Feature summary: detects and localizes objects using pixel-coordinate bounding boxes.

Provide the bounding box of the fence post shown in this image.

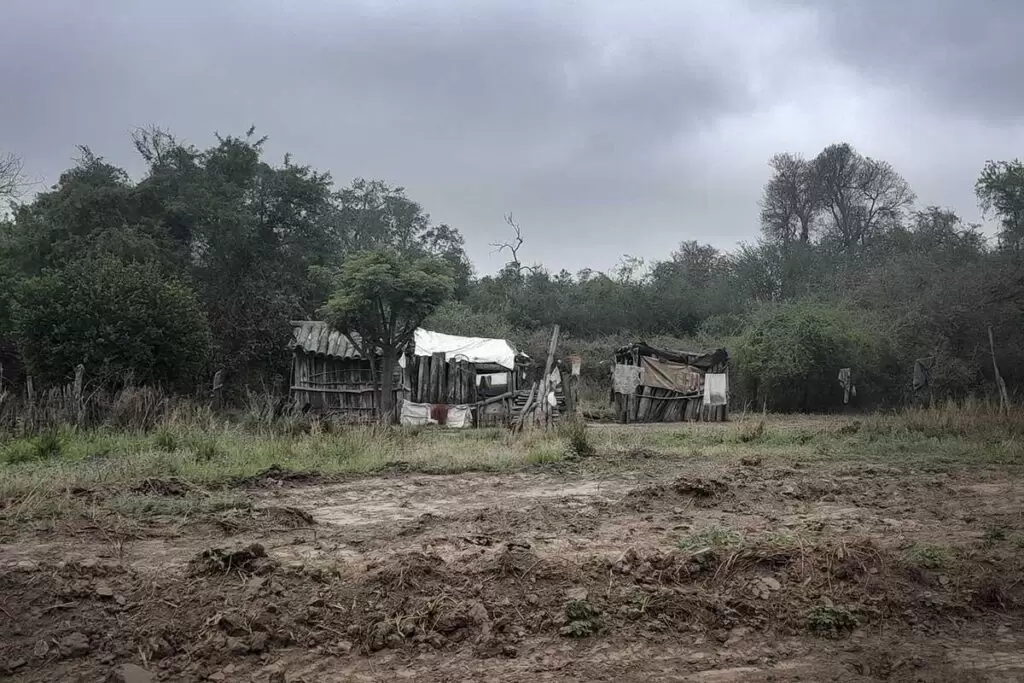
[73,363,85,425]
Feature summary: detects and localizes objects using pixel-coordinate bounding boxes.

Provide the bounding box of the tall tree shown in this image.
[812,143,915,252]
[134,129,339,382]
[975,159,1024,251]
[322,249,454,421]
[335,179,471,294]
[760,153,819,243]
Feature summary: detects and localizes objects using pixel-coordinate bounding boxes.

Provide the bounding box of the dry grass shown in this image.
[3,398,1024,522]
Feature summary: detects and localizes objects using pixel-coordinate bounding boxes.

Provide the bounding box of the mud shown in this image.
[2,450,1024,681]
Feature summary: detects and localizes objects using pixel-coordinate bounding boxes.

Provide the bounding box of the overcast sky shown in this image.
[2,0,1023,274]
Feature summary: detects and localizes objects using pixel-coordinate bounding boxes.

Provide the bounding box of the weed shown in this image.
[153,427,179,452]
[560,599,598,638]
[526,446,563,465]
[807,605,858,638]
[33,430,63,459]
[982,527,1008,544]
[187,436,222,462]
[735,420,766,443]
[907,544,954,570]
[561,420,595,458]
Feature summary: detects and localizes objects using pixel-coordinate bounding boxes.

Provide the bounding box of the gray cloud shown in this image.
[806,0,1024,122]
[1,0,1019,273]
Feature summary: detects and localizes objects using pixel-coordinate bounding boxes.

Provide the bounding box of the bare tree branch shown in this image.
[0,152,28,200]
[490,213,538,274]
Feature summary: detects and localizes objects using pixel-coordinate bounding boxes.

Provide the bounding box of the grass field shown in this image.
[2,405,1024,681]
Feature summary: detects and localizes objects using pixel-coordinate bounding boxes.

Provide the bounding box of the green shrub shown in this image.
[733,300,892,412]
[12,254,210,388]
[1,432,62,464]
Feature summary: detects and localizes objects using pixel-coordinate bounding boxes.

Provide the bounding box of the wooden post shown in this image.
[73,364,85,425]
[416,356,427,403]
[539,325,560,427]
[515,381,539,432]
[989,325,1011,414]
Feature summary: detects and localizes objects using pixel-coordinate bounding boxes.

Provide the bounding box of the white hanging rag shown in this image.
[703,373,729,406]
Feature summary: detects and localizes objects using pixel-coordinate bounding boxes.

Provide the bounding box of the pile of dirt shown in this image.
[229,465,323,489]
[623,476,730,509]
[3,528,1024,682]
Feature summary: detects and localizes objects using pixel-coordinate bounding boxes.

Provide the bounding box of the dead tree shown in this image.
[491,213,538,275]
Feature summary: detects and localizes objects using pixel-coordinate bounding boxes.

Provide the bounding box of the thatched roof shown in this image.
[290,321,367,359]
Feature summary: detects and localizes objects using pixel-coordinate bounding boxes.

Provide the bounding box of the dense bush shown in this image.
[732,301,891,412]
[12,255,210,388]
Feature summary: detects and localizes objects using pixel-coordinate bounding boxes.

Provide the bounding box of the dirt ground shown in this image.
[3,426,1024,682]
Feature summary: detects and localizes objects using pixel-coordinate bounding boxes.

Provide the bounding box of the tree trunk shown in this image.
[380,350,396,424]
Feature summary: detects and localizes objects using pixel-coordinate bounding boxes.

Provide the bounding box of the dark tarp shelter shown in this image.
[612,342,729,423]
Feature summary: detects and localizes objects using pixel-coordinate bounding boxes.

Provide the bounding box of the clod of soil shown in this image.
[231,465,321,488]
[190,543,276,576]
[106,663,155,683]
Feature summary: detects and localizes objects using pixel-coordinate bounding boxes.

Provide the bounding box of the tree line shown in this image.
[2,130,1023,412]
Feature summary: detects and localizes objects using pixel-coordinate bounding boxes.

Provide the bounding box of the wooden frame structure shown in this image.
[289,321,407,420]
[612,343,729,423]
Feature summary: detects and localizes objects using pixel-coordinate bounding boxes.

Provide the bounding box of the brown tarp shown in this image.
[639,356,703,393]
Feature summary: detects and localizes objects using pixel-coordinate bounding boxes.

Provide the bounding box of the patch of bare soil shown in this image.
[2,457,1024,681]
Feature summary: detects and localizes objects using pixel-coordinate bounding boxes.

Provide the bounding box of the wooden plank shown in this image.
[637,386,652,422]
[416,356,427,403]
[539,325,560,426]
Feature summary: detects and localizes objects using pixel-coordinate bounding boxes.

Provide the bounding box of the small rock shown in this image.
[33,640,49,658]
[565,587,588,602]
[501,644,518,658]
[249,632,270,653]
[468,602,490,624]
[526,594,540,606]
[761,576,782,591]
[6,659,26,670]
[686,652,709,664]
[225,636,248,655]
[726,626,750,645]
[208,672,226,682]
[95,581,115,598]
[59,632,91,658]
[147,636,173,659]
[107,663,155,683]
[15,560,36,571]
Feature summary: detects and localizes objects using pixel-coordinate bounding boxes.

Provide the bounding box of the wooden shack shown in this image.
[612,343,729,423]
[404,329,529,427]
[289,321,406,420]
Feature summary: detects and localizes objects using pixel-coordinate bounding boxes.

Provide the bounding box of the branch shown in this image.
[0,152,29,199]
[489,212,540,274]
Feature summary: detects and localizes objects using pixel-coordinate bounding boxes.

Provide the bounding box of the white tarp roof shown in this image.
[413,328,518,370]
